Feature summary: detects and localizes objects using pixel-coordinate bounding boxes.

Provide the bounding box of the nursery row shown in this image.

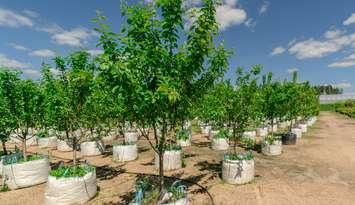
[0,0,319,204]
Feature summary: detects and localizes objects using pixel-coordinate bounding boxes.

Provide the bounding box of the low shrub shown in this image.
[263,135,282,145]
[37,130,49,138]
[176,129,190,141]
[163,144,182,151]
[224,151,253,161]
[49,164,95,178]
[3,153,44,165]
[213,128,230,139]
[239,137,255,149]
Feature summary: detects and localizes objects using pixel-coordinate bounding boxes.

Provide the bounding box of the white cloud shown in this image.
[22,9,39,18]
[0,53,29,68]
[36,23,63,34]
[0,8,34,27]
[259,1,270,15]
[244,18,257,28]
[328,53,355,68]
[88,49,103,56]
[344,54,355,60]
[50,68,60,76]
[51,27,96,47]
[324,29,344,39]
[270,46,286,56]
[225,0,237,6]
[343,13,355,26]
[287,68,298,73]
[216,0,247,30]
[289,39,342,59]
[10,43,29,51]
[329,61,355,68]
[332,82,352,89]
[22,69,40,77]
[29,49,55,58]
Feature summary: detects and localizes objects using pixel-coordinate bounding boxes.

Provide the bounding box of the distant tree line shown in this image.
[314,85,343,95]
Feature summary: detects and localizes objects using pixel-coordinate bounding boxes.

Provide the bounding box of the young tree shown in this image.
[47,51,94,165]
[0,69,20,155]
[14,79,43,161]
[261,73,284,136]
[229,66,262,152]
[95,0,230,193]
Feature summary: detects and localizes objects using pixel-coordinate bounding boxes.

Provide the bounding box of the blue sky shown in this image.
[0,0,355,92]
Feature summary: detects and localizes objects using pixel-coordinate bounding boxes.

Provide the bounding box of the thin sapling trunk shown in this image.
[1,140,8,155]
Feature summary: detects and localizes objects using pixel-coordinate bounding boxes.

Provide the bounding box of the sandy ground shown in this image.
[1,111,355,205]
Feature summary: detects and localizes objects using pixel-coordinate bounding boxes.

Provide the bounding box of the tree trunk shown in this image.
[158,151,164,193]
[289,119,293,132]
[158,122,166,194]
[22,138,27,161]
[271,120,274,136]
[73,136,77,166]
[233,123,237,154]
[2,140,8,155]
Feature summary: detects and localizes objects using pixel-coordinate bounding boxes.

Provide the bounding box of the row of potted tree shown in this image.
[0,0,319,204]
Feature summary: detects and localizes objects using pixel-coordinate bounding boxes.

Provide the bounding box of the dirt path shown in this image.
[1,112,355,205]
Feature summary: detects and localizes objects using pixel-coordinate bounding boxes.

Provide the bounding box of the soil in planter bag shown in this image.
[44,171,97,205]
[2,155,50,189]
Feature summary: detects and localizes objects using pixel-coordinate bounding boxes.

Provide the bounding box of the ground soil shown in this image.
[1,111,355,205]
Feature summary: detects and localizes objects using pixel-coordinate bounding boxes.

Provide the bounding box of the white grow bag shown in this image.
[291,128,302,138]
[200,125,211,135]
[44,171,97,205]
[243,131,256,139]
[267,124,278,133]
[222,159,255,184]
[298,124,308,133]
[38,137,58,149]
[80,141,105,156]
[278,121,289,129]
[10,134,37,146]
[177,139,191,147]
[124,131,139,143]
[0,158,3,176]
[57,140,73,152]
[256,127,268,137]
[208,130,218,140]
[113,144,138,162]
[212,138,229,151]
[262,140,282,156]
[2,157,50,189]
[155,150,182,171]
